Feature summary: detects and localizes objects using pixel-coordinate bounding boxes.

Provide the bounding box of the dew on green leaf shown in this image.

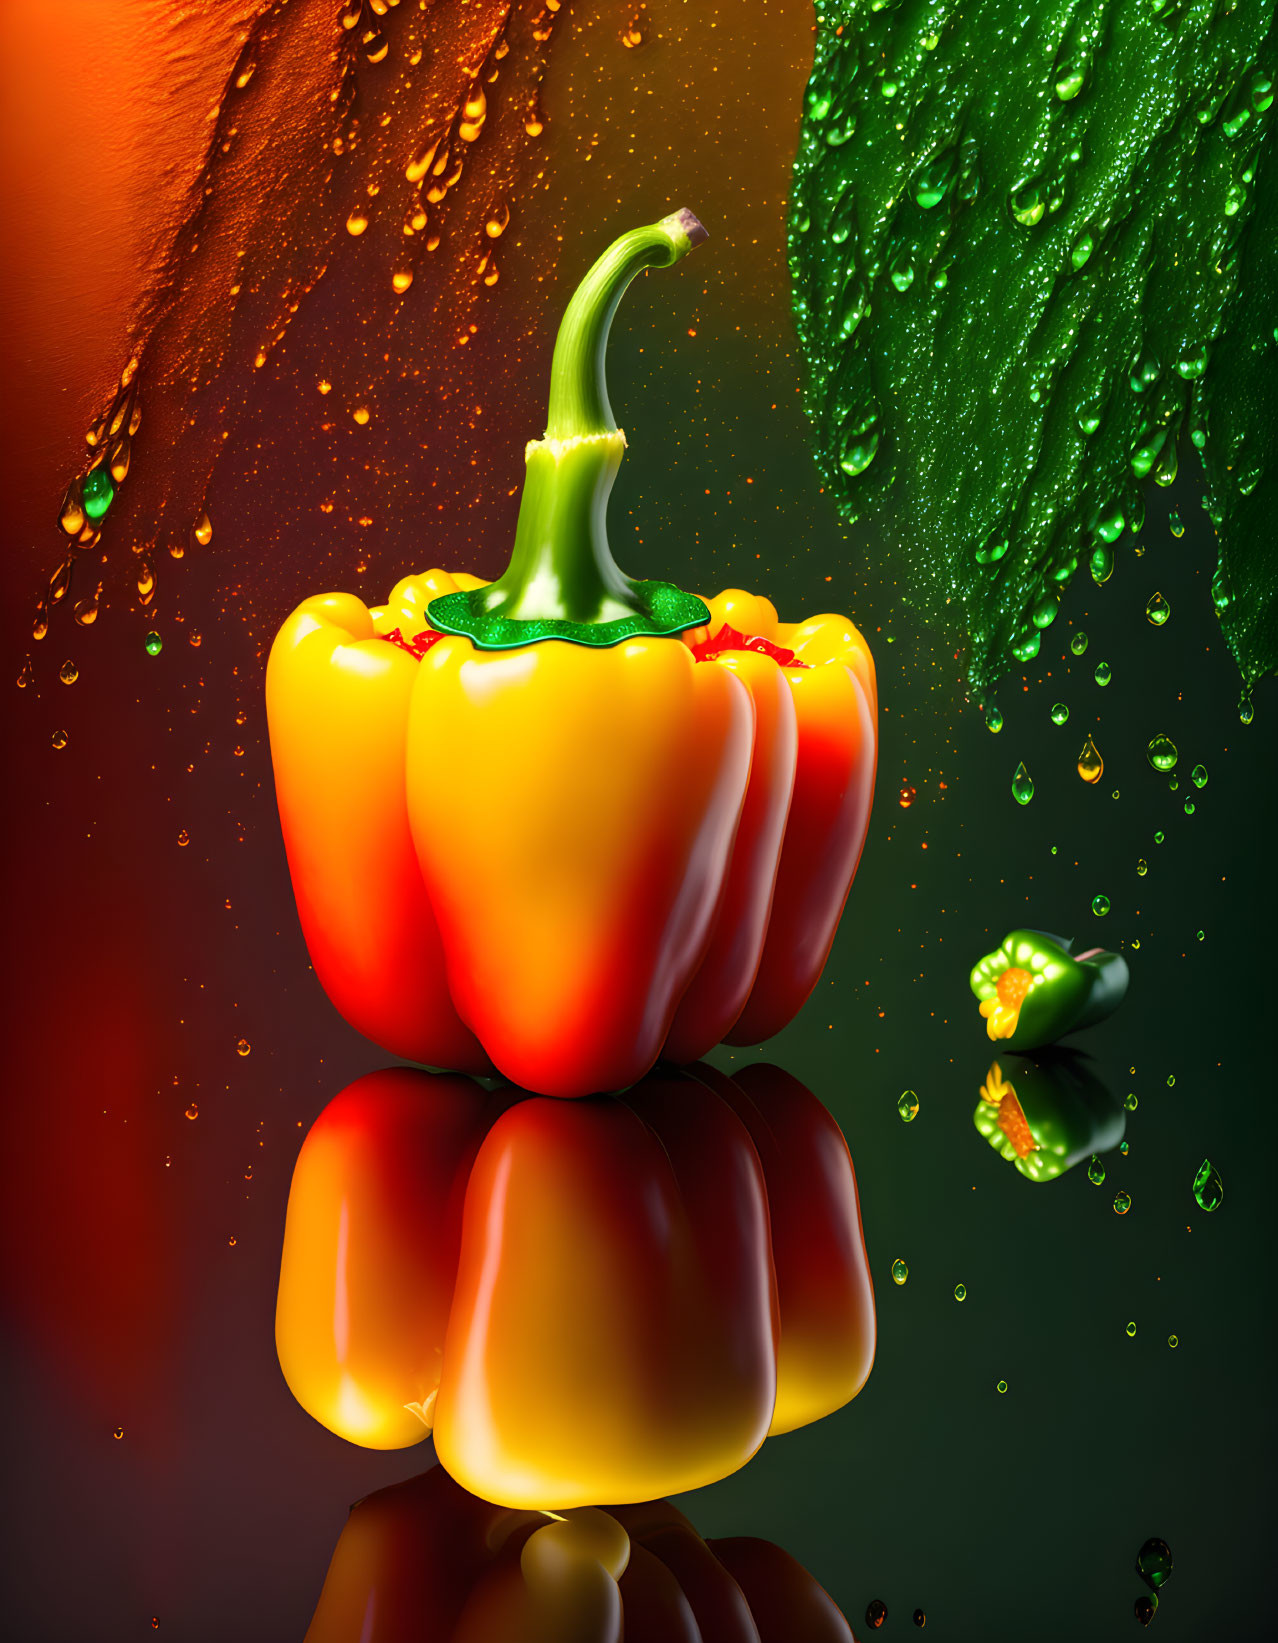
[1185,800,1196,815]
[1166,1074,1175,1086]
[1193,1158,1223,1212]
[897,1089,919,1122]
[1094,661,1112,687]
[1147,733,1178,772]
[1012,761,1034,804]
[1239,692,1255,724]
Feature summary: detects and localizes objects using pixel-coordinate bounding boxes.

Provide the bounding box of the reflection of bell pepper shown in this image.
[276,1061,874,1506]
[973,1052,1125,1182]
[267,211,876,1096]
[305,1465,855,1643]
[969,928,1129,1052]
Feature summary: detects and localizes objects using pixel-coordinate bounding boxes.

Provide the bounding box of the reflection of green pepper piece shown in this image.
[970,928,1128,1051]
[973,1052,1124,1183]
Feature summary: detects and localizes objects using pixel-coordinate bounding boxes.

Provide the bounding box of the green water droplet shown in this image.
[1169,509,1185,537]
[1137,858,1148,876]
[1050,702,1069,725]
[1176,345,1208,380]
[996,1379,1008,1394]
[1191,764,1208,788]
[1193,1158,1223,1213]
[1092,893,1111,916]
[1055,61,1087,100]
[1168,1334,1178,1348]
[1114,1190,1131,1215]
[1010,628,1041,662]
[1009,178,1045,226]
[1070,631,1089,656]
[1126,1320,1137,1337]
[1094,661,1112,687]
[1252,70,1274,112]
[1011,761,1034,805]
[1166,1074,1175,1086]
[954,1282,967,1302]
[1155,830,1165,844]
[82,467,115,520]
[1146,733,1178,772]
[1136,1538,1174,1592]
[1239,693,1254,725]
[1184,799,1195,815]
[1069,229,1094,268]
[1120,1140,1130,1155]
[1169,775,1179,792]
[890,257,915,293]
[1087,1154,1106,1185]
[1031,593,1059,629]
[839,429,880,476]
[1145,591,1171,625]
[986,703,1003,734]
[897,1089,919,1122]
[915,153,954,209]
[974,535,1009,565]
[1125,1092,1138,1111]
[144,631,163,657]
[891,1257,909,1285]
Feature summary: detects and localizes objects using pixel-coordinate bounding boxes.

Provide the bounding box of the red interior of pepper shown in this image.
[689,624,809,668]
[382,626,443,658]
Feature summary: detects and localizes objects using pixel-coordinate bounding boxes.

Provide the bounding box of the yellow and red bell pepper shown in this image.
[275,1060,875,1507]
[304,1463,856,1643]
[266,211,876,1096]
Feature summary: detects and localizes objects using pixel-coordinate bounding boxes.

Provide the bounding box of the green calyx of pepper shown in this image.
[969,928,1129,1052]
[427,209,712,650]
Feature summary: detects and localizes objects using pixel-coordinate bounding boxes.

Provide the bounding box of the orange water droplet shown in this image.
[353,406,370,425]
[346,210,369,236]
[236,1038,251,1057]
[177,829,190,847]
[17,656,35,688]
[51,729,68,750]
[392,268,414,293]
[317,378,332,395]
[485,203,510,238]
[193,511,213,547]
[185,1102,199,1120]
[898,782,916,808]
[58,659,79,685]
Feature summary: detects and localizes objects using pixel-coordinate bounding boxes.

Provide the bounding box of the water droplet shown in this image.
[1191,764,1208,789]
[865,1599,888,1630]
[58,659,79,685]
[193,511,213,547]
[1146,733,1178,772]
[1113,1190,1131,1214]
[996,1379,1008,1394]
[913,1610,927,1629]
[1193,1158,1223,1212]
[177,829,190,847]
[1125,1092,1138,1111]
[1166,1074,1175,1086]
[185,1102,198,1120]
[346,210,369,236]
[1077,735,1104,784]
[954,1282,966,1301]
[353,406,370,425]
[1009,178,1045,226]
[1126,1320,1137,1337]
[1087,1154,1106,1185]
[1089,661,1111,689]
[889,251,915,293]
[16,656,35,688]
[236,1037,251,1057]
[915,152,954,209]
[1168,1334,1178,1348]
[986,703,1003,734]
[898,782,917,809]
[1239,693,1255,725]
[1012,762,1034,805]
[1092,893,1111,916]
[50,729,68,750]
[59,481,86,536]
[1070,632,1088,657]
[897,1089,919,1122]
[144,631,163,657]
[228,1234,238,1246]
[113,1426,124,1440]
[1135,1594,1158,1626]
[82,467,115,520]
[1184,799,1196,816]
[891,1257,909,1286]
[1121,1141,1130,1155]
[1145,592,1171,626]
[391,268,414,293]
[1136,1538,1174,1591]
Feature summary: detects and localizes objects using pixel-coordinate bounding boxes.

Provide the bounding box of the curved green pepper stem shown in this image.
[427,210,712,650]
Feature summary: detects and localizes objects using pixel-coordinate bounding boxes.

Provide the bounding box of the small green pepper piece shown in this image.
[973,1051,1125,1183]
[970,927,1128,1051]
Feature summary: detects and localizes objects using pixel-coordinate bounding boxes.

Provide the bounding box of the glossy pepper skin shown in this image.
[276,1061,875,1507]
[970,927,1129,1052]
[266,211,876,1097]
[973,1051,1126,1182]
[304,1465,856,1643]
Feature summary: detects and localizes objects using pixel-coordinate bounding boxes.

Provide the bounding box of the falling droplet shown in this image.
[1126,1320,1137,1337]
[236,1037,251,1057]
[897,1089,919,1122]
[1089,543,1114,584]
[1113,1190,1131,1214]
[1193,1158,1223,1212]
[1011,762,1034,805]
[1077,736,1104,784]
[986,703,1003,734]
[865,1599,888,1630]
[1169,508,1185,537]
[144,632,163,657]
[58,659,79,685]
[1146,733,1178,772]
[1070,631,1089,656]
[1239,693,1255,725]
[1145,592,1171,626]
[1087,1154,1106,1185]
[1051,702,1069,725]
[1092,893,1111,916]
[996,1380,1008,1394]
[1135,1595,1158,1627]
[1094,661,1112,687]
[192,511,213,547]
[1136,1538,1174,1591]
[954,1282,967,1301]
[1191,764,1208,788]
[50,729,68,750]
